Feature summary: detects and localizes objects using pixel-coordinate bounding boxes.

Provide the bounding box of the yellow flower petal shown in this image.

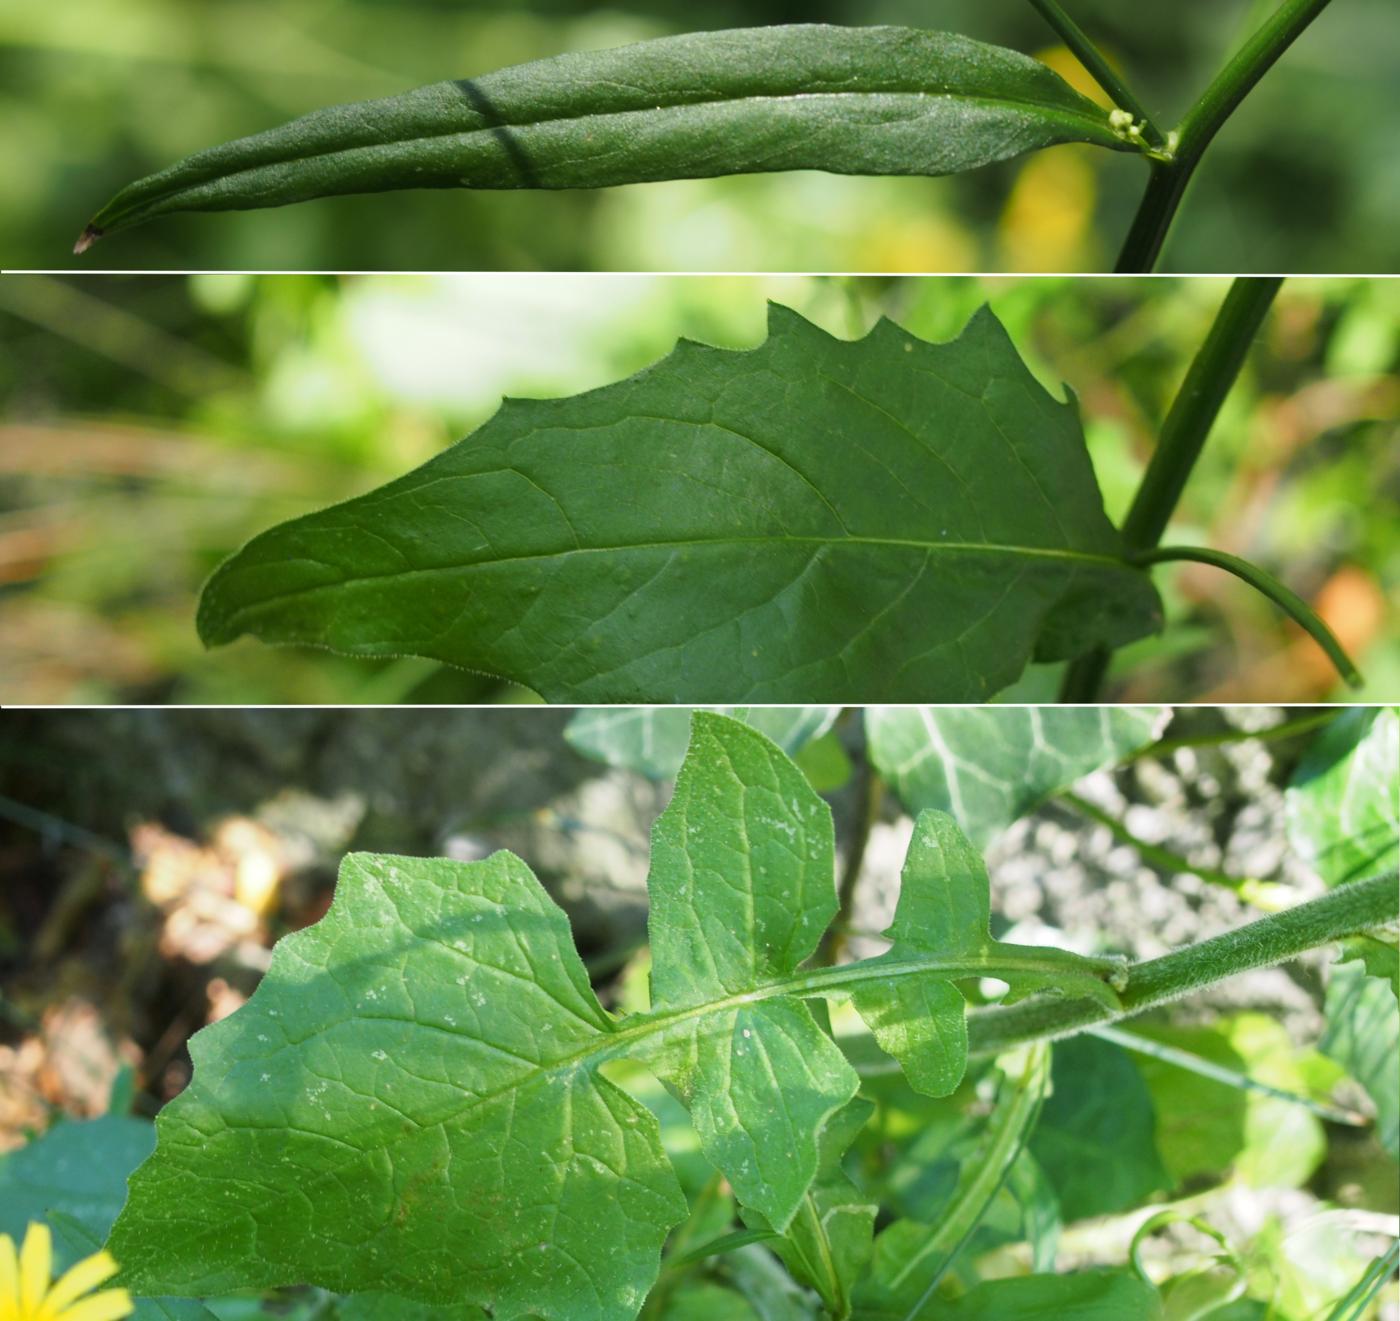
[38,1250,119,1315]
[47,1288,133,1321]
[1,1232,20,1312]
[18,1224,53,1314]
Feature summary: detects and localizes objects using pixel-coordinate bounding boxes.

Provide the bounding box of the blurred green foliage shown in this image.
[0,273,1395,703]
[3,0,1397,272]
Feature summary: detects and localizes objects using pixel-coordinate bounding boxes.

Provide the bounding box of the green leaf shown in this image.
[847,815,1124,1100]
[866,706,1168,846]
[78,25,1132,246]
[195,306,1162,703]
[1337,934,1399,1000]
[108,714,1125,1316]
[854,1043,1051,1320]
[0,1118,219,1321]
[932,1270,1162,1320]
[566,707,840,780]
[109,850,690,1319]
[336,1296,486,1321]
[1322,960,1400,1159]
[1286,708,1399,887]
[743,1099,878,1321]
[1028,1036,1170,1222]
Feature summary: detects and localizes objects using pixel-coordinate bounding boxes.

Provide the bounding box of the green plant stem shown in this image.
[1090,1024,1370,1126]
[967,872,1399,1058]
[1135,708,1337,760]
[821,763,884,965]
[1059,790,1266,898]
[1025,0,1165,146]
[897,1042,1050,1312]
[1136,545,1362,687]
[1326,1239,1400,1321]
[1059,276,1282,702]
[1115,0,1335,272]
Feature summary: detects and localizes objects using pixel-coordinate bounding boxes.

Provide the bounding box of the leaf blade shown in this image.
[81,25,1131,242]
[196,305,1160,703]
[108,851,688,1320]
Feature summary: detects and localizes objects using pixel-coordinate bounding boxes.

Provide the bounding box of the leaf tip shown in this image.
[74,225,103,255]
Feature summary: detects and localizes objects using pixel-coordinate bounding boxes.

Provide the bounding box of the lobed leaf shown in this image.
[196,305,1162,703]
[78,25,1132,247]
[107,714,1126,1316]
[866,706,1169,846]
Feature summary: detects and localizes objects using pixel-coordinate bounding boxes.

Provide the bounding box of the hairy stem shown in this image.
[1059,276,1282,701]
[1025,0,1165,146]
[1135,545,1362,688]
[967,872,1399,1058]
[1115,0,1335,271]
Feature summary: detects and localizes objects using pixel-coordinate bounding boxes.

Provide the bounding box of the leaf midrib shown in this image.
[206,534,1137,634]
[118,85,1111,206]
[130,946,1118,1294]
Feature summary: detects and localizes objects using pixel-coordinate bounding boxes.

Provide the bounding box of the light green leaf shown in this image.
[108,714,1126,1316]
[79,25,1132,246]
[565,707,840,781]
[1286,708,1399,887]
[196,306,1162,703]
[1337,934,1399,1000]
[1028,1035,1170,1222]
[635,713,857,1229]
[1322,960,1400,1159]
[854,1043,1050,1320]
[743,1100,878,1321]
[866,707,1169,846]
[848,815,1124,1099]
[931,1270,1162,1320]
[109,850,689,1319]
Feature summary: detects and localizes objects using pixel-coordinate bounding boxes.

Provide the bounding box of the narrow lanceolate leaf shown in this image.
[867,706,1169,847]
[108,714,1127,1316]
[1286,707,1399,888]
[196,306,1162,703]
[77,24,1133,247]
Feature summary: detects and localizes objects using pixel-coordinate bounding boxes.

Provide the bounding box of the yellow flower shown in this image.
[0,1223,133,1321]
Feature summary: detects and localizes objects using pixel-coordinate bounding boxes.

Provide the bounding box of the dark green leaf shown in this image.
[79,25,1131,246]
[866,706,1168,846]
[1028,1036,1170,1222]
[196,305,1160,703]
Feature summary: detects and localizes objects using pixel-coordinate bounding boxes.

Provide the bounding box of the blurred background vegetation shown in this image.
[3,0,1397,272]
[0,271,1396,704]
